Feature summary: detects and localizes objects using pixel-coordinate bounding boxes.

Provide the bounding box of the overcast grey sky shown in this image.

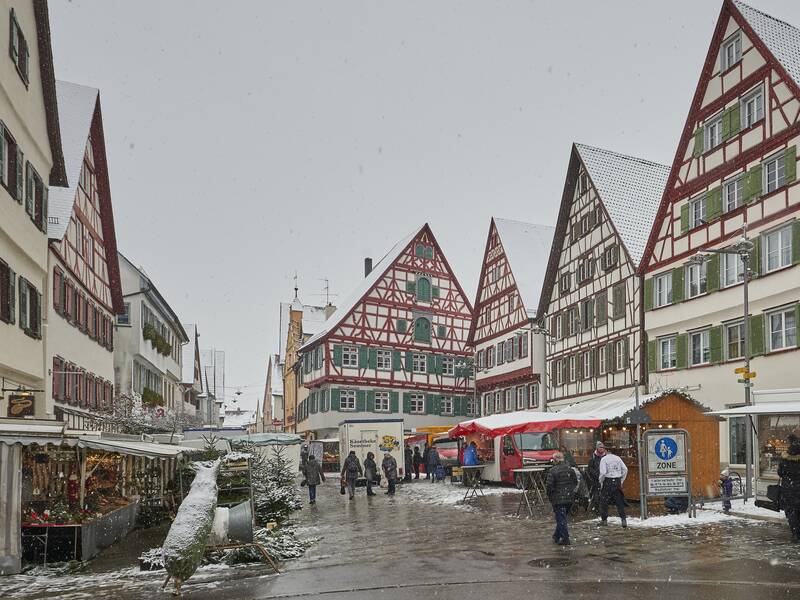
[49,0,800,411]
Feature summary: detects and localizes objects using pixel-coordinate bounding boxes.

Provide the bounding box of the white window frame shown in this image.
[614,341,626,372]
[582,351,592,379]
[476,350,485,370]
[722,252,744,287]
[724,176,743,213]
[660,337,677,370]
[484,393,493,416]
[705,112,723,151]
[768,307,796,352]
[764,152,786,195]
[598,346,607,374]
[554,315,563,339]
[504,338,514,362]
[496,341,505,365]
[689,194,707,229]
[726,321,745,361]
[494,391,502,413]
[603,245,618,270]
[412,353,427,373]
[568,355,577,382]
[690,330,711,366]
[440,396,454,416]
[763,225,792,273]
[528,384,539,409]
[741,86,764,129]
[654,273,673,308]
[518,333,529,358]
[486,346,495,368]
[342,346,358,368]
[466,397,478,417]
[515,386,525,410]
[686,261,707,299]
[341,389,357,411]
[441,356,455,376]
[375,391,390,412]
[409,393,425,414]
[376,349,392,371]
[504,388,513,412]
[721,32,742,71]
[555,360,564,385]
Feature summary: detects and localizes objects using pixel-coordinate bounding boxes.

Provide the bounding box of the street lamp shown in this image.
[690,224,756,499]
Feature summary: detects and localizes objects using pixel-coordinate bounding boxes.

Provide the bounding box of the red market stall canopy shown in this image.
[448,410,601,438]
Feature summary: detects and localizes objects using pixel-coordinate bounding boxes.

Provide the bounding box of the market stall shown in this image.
[558,390,720,500]
[317,438,340,473]
[227,432,302,474]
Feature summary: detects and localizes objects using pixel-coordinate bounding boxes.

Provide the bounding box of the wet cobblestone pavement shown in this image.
[2,479,799,599]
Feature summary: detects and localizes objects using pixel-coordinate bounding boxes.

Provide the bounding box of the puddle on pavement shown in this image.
[527,555,576,569]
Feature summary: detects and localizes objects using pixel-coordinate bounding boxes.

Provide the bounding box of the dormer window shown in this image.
[721,32,741,71]
[415,244,434,260]
[9,9,29,86]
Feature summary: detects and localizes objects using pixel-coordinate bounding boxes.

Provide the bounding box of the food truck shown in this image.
[714,388,800,510]
[447,411,601,485]
[339,419,405,481]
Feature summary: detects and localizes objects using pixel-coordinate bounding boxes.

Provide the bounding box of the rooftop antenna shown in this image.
[293,271,299,300]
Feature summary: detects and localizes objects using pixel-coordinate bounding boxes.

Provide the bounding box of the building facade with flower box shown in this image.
[295,224,476,439]
[641,0,800,466]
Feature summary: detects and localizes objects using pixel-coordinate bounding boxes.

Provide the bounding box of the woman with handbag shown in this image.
[779,434,800,542]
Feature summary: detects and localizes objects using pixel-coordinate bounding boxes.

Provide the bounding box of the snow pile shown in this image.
[702,499,784,520]
[224,451,252,462]
[399,481,518,507]
[600,509,764,529]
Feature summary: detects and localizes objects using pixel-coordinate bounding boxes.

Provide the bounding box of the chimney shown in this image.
[324,304,337,319]
[364,257,373,278]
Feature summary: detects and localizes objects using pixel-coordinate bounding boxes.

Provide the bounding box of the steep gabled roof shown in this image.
[493,218,555,319]
[278,301,331,361]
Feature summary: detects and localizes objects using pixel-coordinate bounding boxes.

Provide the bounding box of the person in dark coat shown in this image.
[546,451,578,545]
[426,445,441,483]
[412,446,423,479]
[340,451,363,500]
[300,444,309,481]
[720,470,734,514]
[422,443,431,479]
[559,445,577,468]
[404,445,413,482]
[382,452,399,496]
[304,455,325,505]
[586,442,605,511]
[778,434,800,542]
[363,452,378,497]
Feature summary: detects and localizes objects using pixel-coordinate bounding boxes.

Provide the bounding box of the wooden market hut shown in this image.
[558,390,720,500]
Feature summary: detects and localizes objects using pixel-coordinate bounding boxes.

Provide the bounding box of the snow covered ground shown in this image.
[701,498,784,521]
[398,480,518,508]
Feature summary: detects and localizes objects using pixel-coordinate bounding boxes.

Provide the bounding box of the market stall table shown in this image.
[513,467,549,517]
[461,465,486,502]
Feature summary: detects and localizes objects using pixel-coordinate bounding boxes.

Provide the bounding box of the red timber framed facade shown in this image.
[469,218,554,416]
[538,144,668,409]
[46,81,124,430]
[295,224,476,438]
[640,0,800,466]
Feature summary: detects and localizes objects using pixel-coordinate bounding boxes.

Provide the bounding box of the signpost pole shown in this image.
[635,383,647,520]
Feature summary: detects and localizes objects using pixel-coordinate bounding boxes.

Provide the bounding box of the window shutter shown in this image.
[707,186,722,221]
[437,324,446,338]
[427,394,439,415]
[707,254,720,292]
[415,244,424,258]
[330,388,340,411]
[425,246,433,260]
[358,346,368,368]
[709,325,723,364]
[792,221,800,265]
[405,351,413,371]
[692,129,704,157]
[785,146,797,185]
[605,344,614,373]
[35,290,42,338]
[41,186,48,233]
[748,313,765,357]
[417,277,431,302]
[647,340,657,374]
[366,389,375,412]
[0,122,5,185]
[623,337,630,369]
[356,390,366,412]
[402,392,411,413]
[405,280,416,294]
[396,319,407,333]
[310,392,317,413]
[392,350,402,371]
[587,298,595,328]
[432,286,440,298]
[796,304,800,348]
[675,333,688,369]
[561,312,568,337]
[15,148,23,203]
[644,277,654,311]
[672,267,685,303]
[19,278,28,330]
[728,104,741,139]
[680,204,690,234]
[744,164,762,203]
[452,396,462,416]
[8,269,15,325]
[750,236,761,277]
[368,348,377,369]
[24,162,33,215]
[427,354,436,374]
[332,344,342,366]
[390,391,399,413]
[576,353,583,380]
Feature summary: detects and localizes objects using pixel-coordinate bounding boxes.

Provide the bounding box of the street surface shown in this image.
[2,479,800,599]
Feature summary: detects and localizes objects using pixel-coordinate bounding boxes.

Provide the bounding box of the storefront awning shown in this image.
[710,402,800,416]
[77,438,187,458]
[448,411,601,438]
[0,430,186,458]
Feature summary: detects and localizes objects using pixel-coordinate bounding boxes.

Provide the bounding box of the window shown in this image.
[9,9,29,84]
[722,252,744,287]
[342,346,358,367]
[484,393,493,415]
[726,322,745,360]
[568,355,576,382]
[705,113,723,150]
[741,87,764,129]
[115,301,128,326]
[414,317,431,343]
[508,294,515,313]
[690,330,711,365]
[494,391,502,413]
[409,393,425,414]
[466,397,478,416]
[341,389,356,411]
[686,261,707,298]
[442,356,454,376]
[415,244,434,259]
[528,384,539,409]
[614,340,627,371]
[440,396,453,416]
[559,272,571,295]
[764,152,786,194]
[598,345,607,374]
[518,333,528,358]
[612,284,626,319]
[689,195,707,229]
[375,391,390,412]
[515,386,525,410]
[567,306,579,335]
[576,255,595,284]
[24,162,47,231]
[486,345,495,368]
[654,273,672,308]
[476,350,484,370]
[18,277,41,338]
[721,32,742,71]
[763,226,792,273]
[768,307,796,351]
[581,298,593,330]
[416,276,432,302]
[729,416,750,465]
[376,349,392,371]
[0,259,14,324]
[602,245,618,270]
[660,337,676,370]
[504,338,514,362]
[555,360,563,385]
[724,176,743,212]
[553,313,563,339]
[496,341,505,365]
[504,389,513,412]
[1,123,24,201]
[410,353,425,373]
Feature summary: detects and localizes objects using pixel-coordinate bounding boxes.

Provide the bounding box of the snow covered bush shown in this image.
[211,525,316,565]
[232,443,302,525]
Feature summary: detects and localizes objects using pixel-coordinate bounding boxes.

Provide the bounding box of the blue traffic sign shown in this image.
[654,437,678,460]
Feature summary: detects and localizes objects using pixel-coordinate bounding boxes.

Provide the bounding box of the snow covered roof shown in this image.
[278,301,331,361]
[48,81,98,240]
[575,144,669,267]
[733,1,800,89]
[557,390,713,420]
[299,225,421,352]
[449,410,601,437]
[222,409,257,430]
[493,219,555,318]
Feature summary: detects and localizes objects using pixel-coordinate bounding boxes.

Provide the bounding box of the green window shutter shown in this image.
[19,279,28,330]
[426,394,439,415]
[729,104,741,138]
[396,319,407,333]
[356,389,366,412]
[402,392,411,413]
[744,164,763,203]
[321,390,328,412]
[707,186,723,221]
[310,392,317,414]
[427,354,436,373]
[709,325,723,364]
[405,351,413,371]
[792,221,800,265]
[596,291,607,324]
[707,254,720,292]
[414,317,431,343]
[415,244,424,258]
[675,333,688,369]
[680,204,690,234]
[587,298,595,328]
[333,344,343,367]
[366,390,375,412]
[785,146,797,184]
[40,187,48,234]
[432,286,440,298]
[406,280,416,294]
[390,391,399,413]
[331,388,341,411]
[647,340,657,374]
[644,277,654,311]
[358,346,368,368]
[368,348,377,369]
[672,267,685,303]
[393,350,402,371]
[453,396,462,416]
[417,277,431,302]
[749,313,765,357]
[692,129,704,157]
[425,246,434,259]
[437,324,446,338]
[623,337,630,367]
[750,236,761,277]
[576,353,583,379]
[721,108,731,140]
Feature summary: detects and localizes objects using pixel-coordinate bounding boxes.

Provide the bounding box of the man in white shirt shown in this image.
[597,443,628,527]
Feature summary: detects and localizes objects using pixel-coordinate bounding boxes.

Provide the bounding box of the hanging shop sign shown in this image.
[7,392,35,417]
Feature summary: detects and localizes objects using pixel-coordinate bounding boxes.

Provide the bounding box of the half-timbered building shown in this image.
[46,81,124,429]
[641,0,800,466]
[539,144,669,408]
[296,224,476,439]
[469,218,554,416]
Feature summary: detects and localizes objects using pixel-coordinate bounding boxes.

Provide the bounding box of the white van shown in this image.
[339,419,405,481]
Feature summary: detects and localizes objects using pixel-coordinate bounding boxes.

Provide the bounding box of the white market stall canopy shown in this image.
[449,410,601,438]
[0,429,187,459]
[556,390,714,421]
[711,388,800,416]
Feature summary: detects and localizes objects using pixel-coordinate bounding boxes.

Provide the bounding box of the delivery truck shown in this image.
[339,419,405,483]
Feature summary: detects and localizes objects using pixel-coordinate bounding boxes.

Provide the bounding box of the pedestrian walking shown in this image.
[341,450,363,500]
[586,442,604,511]
[546,451,578,546]
[304,454,325,505]
[363,451,378,497]
[597,444,628,527]
[559,445,577,468]
[422,443,431,479]
[778,434,800,542]
[720,469,733,514]
[404,444,413,482]
[426,445,441,483]
[382,452,398,496]
[413,446,423,479]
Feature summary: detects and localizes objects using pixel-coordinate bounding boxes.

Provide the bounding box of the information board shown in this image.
[643,428,691,500]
